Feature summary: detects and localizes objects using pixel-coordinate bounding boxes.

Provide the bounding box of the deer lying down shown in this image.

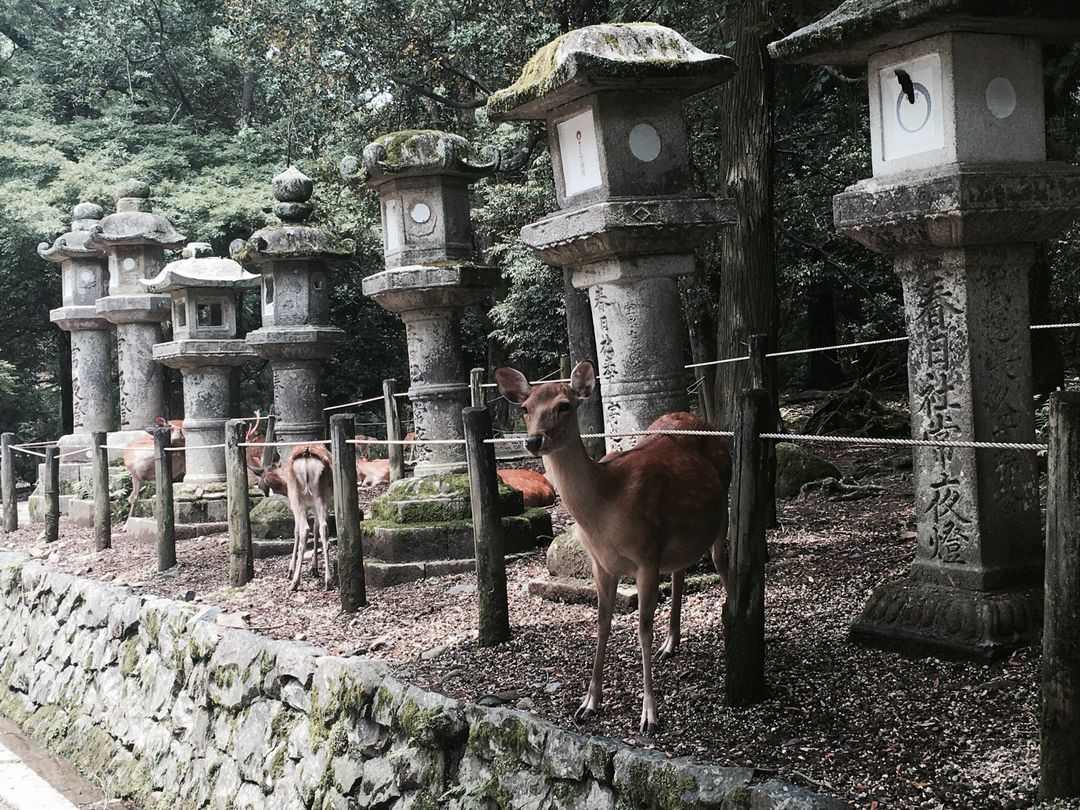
[356,458,390,487]
[283,444,334,591]
[123,417,186,522]
[496,468,556,508]
[496,361,731,735]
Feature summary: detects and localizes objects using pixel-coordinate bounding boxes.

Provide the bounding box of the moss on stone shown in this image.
[120,638,140,676]
[775,441,842,499]
[398,697,456,748]
[620,761,698,810]
[728,785,753,808]
[144,610,160,646]
[269,745,287,779]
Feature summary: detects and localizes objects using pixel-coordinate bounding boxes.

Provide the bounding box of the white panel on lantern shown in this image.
[557,110,602,197]
[879,53,945,162]
[384,199,403,251]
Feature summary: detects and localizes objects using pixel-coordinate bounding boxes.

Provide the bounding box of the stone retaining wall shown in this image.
[0,552,849,809]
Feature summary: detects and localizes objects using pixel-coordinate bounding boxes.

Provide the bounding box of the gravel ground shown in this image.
[0,445,1066,809]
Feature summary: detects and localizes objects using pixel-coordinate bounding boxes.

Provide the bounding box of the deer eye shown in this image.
[557,402,571,413]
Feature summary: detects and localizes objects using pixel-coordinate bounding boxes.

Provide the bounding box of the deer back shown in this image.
[496,468,556,508]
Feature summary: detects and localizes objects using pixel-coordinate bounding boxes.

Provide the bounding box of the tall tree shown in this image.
[712,0,778,428]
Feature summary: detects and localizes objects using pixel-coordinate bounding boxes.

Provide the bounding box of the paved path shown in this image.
[0,718,109,809]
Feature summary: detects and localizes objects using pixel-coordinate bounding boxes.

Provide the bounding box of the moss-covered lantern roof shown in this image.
[38,202,105,262]
[340,130,499,189]
[769,0,1080,65]
[85,180,186,250]
[141,242,260,293]
[487,23,736,121]
[232,166,355,266]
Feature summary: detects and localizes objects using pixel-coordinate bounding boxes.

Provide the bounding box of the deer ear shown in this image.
[153,416,167,427]
[570,361,596,400]
[494,367,531,405]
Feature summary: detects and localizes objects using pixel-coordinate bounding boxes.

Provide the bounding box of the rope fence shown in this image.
[687,322,1080,369]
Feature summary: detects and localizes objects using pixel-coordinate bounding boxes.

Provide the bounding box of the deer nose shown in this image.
[525,434,543,454]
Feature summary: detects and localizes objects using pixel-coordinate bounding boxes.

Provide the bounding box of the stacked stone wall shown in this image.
[0,552,847,809]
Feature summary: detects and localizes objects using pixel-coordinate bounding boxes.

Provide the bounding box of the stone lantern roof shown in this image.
[341,130,498,187]
[487,23,736,120]
[37,203,105,262]
[141,242,260,293]
[233,166,355,265]
[85,180,186,249]
[769,0,1080,65]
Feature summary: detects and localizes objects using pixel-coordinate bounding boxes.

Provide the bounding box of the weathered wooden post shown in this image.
[470,368,485,409]
[43,446,60,544]
[92,431,110,550]
[225,419,254,585]
[383,379,405,481]
[748,333,778,529]
[1041,389,1080,800]
[330,413,366,611]
[559,355,571,381]
[153,427,176,570]
[723,388,770,706]
[1,433,15,533]
[463,406,510,646]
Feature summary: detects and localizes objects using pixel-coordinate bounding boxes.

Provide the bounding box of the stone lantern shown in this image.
[770,2,1080,658]
[340,130,500,476]
[88,180,186,445]
[38,202,117,460]
[239,167,353,448]
[143,243,258,517]
[487,24,736,452]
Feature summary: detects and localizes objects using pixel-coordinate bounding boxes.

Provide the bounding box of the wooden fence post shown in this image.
[383,379,405,481]
[226,419,254,585]
[259,414,277,495]
[748,334,778,530]
[1041,390,1080,800]
[470,368,485,409]
[463,406,510,646]
[560,354,571,381]
[330,413,366,611]
[153,427,176,570]
[723,388,770,706]
[43,446,59,544]
[92,431,111,550]
[1,433,15,533]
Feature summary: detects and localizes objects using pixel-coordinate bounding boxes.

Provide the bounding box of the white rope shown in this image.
[165,443,225,452]
[238,439,332,449]
[348,438,466,446]
[10,441,58,449]
[687,323,1080,369]
[324,395,383,411]
[55,448,93,459]
[10,447,46,458]
[759,433,1045,451]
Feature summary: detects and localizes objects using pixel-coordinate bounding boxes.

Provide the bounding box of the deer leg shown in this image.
[126,476,141,523]
[575,565,617,723]
[308,514,320,579]
[289,498,307,591]
[657,569,684,661]
[317,501,332,590]
[711,520,730,592]
[636,566,662,736]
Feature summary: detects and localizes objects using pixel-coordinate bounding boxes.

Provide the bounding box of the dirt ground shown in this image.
[0,443,1061,810]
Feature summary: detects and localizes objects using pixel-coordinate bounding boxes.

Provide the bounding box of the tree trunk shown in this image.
[807,279,844,389]
[1030,245,1064,398]
[713,0,778,431]
[57,331,73,435]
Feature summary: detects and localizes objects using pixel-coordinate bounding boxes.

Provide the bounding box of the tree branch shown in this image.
[821,65,865,85]
[390,75,486,109]
[498,124,546,173]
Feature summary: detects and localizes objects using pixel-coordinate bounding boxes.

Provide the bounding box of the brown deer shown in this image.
[495,361,731,735]
[122,418,186,523]
[496,468,556,508]
[356,458,391,487]
[283,443,334,591]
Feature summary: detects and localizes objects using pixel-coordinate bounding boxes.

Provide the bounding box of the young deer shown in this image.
[122,417,186,523]
[496,361,731,735]
[284,444,334,591]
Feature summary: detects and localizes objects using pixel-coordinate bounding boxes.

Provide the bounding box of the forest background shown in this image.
[1,0,1079,448]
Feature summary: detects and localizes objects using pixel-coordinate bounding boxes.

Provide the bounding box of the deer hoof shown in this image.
[573,702,598,724]
[639,718,661,737]
[655,639,678,661]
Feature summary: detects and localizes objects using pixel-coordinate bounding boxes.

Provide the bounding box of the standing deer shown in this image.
[283,444,334,591]
[495,361,731,735]
[122,417,186,522]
